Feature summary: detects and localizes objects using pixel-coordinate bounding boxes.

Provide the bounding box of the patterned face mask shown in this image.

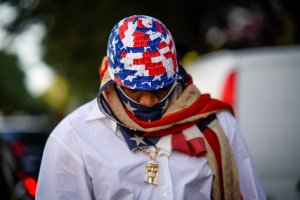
[115,82,178,122]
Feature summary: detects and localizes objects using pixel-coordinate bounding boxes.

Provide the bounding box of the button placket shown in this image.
[162,192,168,197]
[157,151,173,200]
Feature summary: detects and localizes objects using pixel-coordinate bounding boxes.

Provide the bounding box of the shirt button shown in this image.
[162,192,168,197]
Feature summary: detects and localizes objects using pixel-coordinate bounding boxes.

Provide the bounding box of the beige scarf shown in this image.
[98,57,242,199]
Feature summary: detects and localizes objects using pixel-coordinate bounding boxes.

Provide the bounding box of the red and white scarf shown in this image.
[97,56,233,157]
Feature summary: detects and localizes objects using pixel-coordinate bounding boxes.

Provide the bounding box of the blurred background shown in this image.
[0,0,299,199]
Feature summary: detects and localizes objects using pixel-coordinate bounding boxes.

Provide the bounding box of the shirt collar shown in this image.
[85,98,118,133]
[156,135,172,156]
[85,98,170,155]
[85,99,105,121]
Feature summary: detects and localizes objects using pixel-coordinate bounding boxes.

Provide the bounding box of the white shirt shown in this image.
[36,99,266,200]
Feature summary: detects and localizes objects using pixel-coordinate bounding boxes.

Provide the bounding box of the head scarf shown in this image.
[106,15,178,91]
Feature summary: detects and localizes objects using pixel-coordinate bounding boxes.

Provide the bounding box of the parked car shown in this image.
[187,45,300,200]
[0,115,51,199]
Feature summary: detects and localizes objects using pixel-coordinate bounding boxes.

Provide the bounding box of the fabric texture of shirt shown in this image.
[36,98,266,200]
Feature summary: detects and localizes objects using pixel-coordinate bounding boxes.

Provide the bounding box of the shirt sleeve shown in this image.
[216,111,267,200]
[36,130,93,200]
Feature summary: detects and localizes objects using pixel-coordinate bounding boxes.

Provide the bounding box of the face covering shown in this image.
[115,82,178,122]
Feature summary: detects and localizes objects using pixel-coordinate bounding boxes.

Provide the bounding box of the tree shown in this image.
[1,0,299,114]
[0,52,49,114]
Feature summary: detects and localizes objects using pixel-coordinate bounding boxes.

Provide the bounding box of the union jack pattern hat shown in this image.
[107,15,178,91]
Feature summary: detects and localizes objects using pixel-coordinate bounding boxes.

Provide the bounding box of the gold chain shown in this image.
[138,146,160,160]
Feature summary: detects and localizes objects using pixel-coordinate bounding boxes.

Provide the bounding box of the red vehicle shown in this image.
[0,115,51,200]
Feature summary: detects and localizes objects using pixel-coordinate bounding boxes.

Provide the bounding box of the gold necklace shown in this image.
[138,146,160,185]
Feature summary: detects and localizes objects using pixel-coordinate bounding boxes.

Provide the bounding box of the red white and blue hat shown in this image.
[107,15,178,91]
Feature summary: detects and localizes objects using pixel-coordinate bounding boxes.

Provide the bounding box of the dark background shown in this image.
[0,0,299,117]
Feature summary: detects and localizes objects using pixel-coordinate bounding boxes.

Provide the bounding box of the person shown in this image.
[36,15,266,200]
